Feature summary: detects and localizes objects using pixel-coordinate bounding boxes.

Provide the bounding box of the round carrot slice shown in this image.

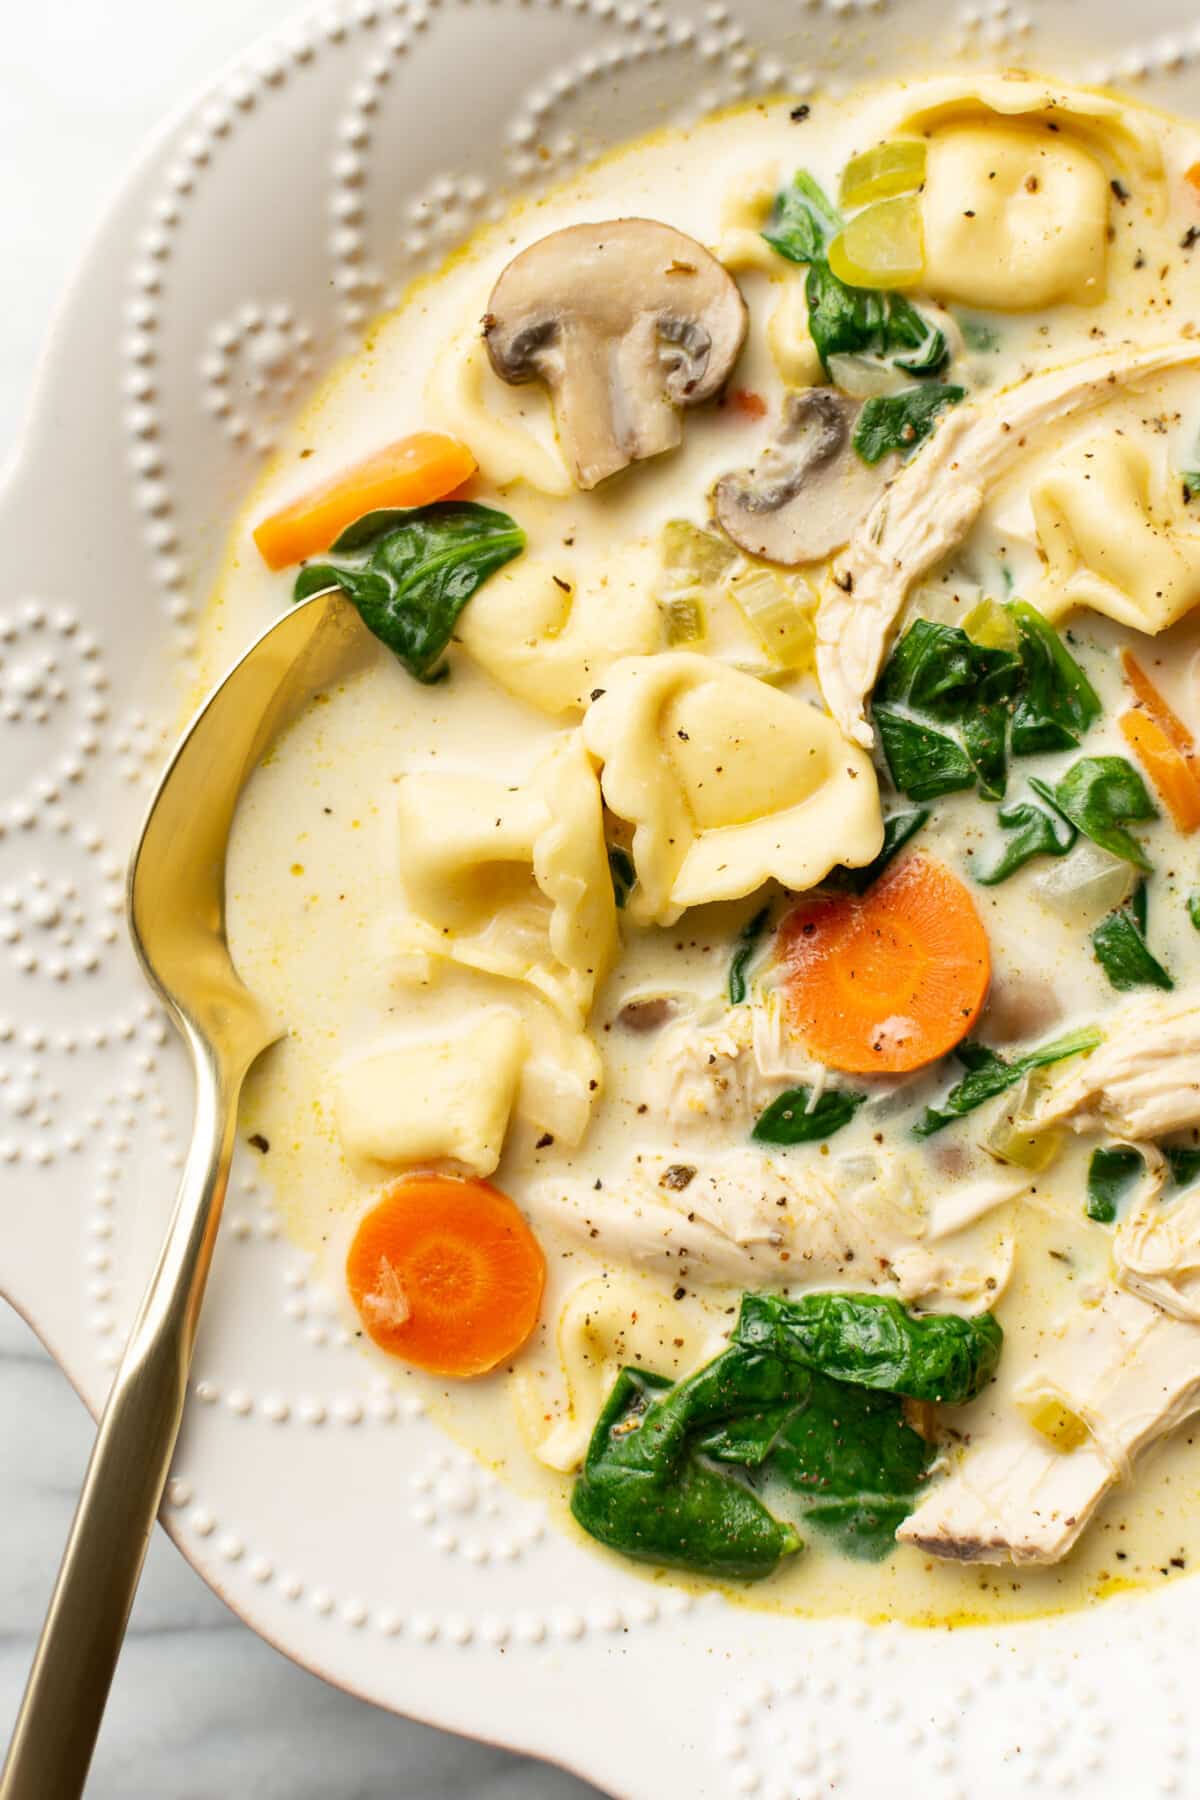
[346,1174,545,1378]
[780,854,991,1075]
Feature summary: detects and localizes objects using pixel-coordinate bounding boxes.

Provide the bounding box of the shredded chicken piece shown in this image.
[532,1146,1010,1310]
[1029,989,1200,1140]
[643,997,821,1129]
[816,341,1200,748]
[899,1289,1200,1563]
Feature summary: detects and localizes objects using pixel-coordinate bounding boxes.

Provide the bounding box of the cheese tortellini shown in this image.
[530,1274,726,1471]
[456,549,662,716]
[332,1012,525,1176]
[582,653,882,925]
[393,730,617,1021]
[921,122,1109,310]
[425,328,572,496]
[1032,435,1200,633]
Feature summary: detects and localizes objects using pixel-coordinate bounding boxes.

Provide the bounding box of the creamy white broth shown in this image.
[208,74,1200,1625]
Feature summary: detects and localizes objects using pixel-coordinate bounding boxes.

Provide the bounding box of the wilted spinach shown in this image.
[762,172,949,382]
[873,618,1023,802]
[293,501,525,681]
[975,792,1076,886]
[728,906,769,1005]
[913,1025,1102,1138]
[1166,1145,1200,1189]
[852,385,966,464]
[874,608,1101,808]
[751,1085,864,1145]
[1086,1145,1143,1224]
[571,1293,1002,1576]
[734,1292,1002,1405]
[824,807,930,894]
[1008,603,1101,755]
[1031,756,1157,872]
[608,846,636,910]
[699,1375,930,1559]
[1091,888,1173,992]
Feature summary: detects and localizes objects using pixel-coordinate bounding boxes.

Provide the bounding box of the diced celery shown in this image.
[659,594,707,645]
[727,569,815,668]
[963,597,1020,653]
[839,139,927,209]
[659,520,737,586]
[1022,1397,1090,1453]
[827,195,924,291]
[984,1113,1064,1173]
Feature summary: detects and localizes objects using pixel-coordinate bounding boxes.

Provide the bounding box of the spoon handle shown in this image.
[0,1039,242,1800]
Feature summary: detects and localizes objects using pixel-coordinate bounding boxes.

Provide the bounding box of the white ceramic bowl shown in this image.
[4,4,1200,1794]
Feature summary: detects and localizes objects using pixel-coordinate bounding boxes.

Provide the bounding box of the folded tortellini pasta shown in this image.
[531,1273,726,1472]
[332,1011,525,1176]
[456,548,662,716]
[394,730,617,1021]
[425,327,572,496]
[582,653,882,925]
[1032,435,1200,632]
[921,122,1109,310]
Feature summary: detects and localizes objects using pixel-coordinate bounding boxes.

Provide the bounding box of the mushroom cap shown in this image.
[713,388,893,566]
[484,218,747,490]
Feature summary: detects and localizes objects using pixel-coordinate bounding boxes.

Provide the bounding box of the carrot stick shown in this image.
[1185,162,1200,196]
[346,1174,545,1378]
[253,432,477,571]
[1121,648,1195,753]
[780,854,991,1075]
[1119,710,1200,833]
[1119,649,1200,833]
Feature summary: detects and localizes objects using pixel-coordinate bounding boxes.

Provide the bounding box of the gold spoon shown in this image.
[0,588,368,1800]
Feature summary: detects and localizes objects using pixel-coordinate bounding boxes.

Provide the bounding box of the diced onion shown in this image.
[1033,841,1137,927]
[839,139,928,209]
[825,354,907,399]
[727,568,816,668]
[828,195,925,291]
[659,594,707,645]
[962,597,1019,653]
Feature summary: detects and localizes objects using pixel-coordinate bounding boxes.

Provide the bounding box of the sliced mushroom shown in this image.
[713,388,893,566]
[483,219,747,490]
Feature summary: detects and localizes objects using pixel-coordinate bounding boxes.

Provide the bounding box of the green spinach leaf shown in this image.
[761,173,948,380]
[293,500,526,681]
[852,385,966,464]
[872,711,976,802]
[572,1290,1002,1577]
[975,793,1076,885]
[1166,1145,1200,1189]
[608,846,636,910]
[1092,903,1173,993]
[824,807,930,894]
[1008,600,1101,755]
[1188,892,1200,930]
[1086,1145,1144,1223]
[729,906,769,1005]
[763,171,843,264]
[1032,757,1156,872]
[874,618,1023,802]
[735,1292,1002,1405]
[700,1375,931,1560]
[570,1360,802,1580]
[751,1085,864,1145]
[957,314,1001,353]
[913,1025,1102,1138]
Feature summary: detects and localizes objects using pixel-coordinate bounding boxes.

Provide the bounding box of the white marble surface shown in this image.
[0,4,599,1794]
